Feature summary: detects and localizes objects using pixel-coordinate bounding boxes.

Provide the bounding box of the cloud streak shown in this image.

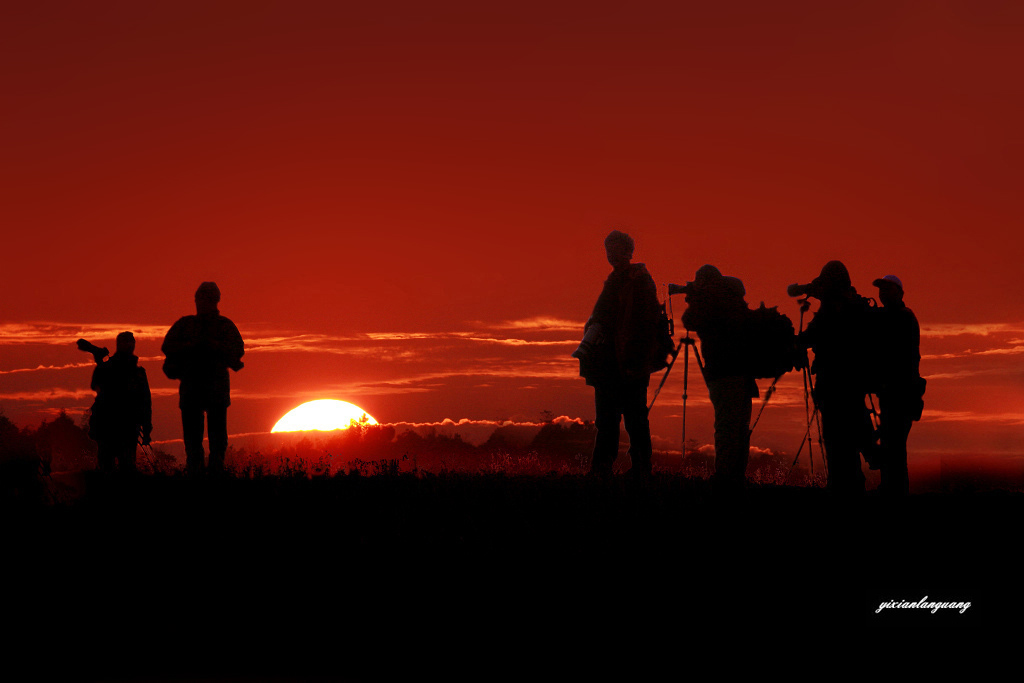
[0,322,170,346]
[0,387,178,403]
[1,321,578,354]
[0,356,164,376]
[923,409,1024,426]
[920,322,1024,338]
[385,416,586,429]
[478,317,583,332]
[0,361,95,375]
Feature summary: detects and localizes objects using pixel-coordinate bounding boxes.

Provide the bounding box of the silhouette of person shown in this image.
[681,265,757,494]
[87,332,152,474]
[575,230,663,479]
[794,261,875,495]
[872,274,923,497]
[162,282,244,477]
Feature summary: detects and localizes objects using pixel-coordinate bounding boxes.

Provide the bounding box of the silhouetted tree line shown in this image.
[0,410,182,503]
[222,420,603,478]
[0,411,94,478]
[2,408,813,503]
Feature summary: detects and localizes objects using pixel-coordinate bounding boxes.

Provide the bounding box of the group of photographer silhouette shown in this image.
[81,281,243,477]
[576,230,924,497]
[80,236,923,497]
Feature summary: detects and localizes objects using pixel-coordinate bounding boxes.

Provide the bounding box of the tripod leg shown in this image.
[813,399,826,477]
[787,405,819,481]
[681,338,690,458]
[802,365,814,479]
[649,338,684,411]
[749,375,778,438]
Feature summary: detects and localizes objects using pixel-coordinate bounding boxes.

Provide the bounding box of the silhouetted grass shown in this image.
[8,451,1019,679]
[5,413,1020,679]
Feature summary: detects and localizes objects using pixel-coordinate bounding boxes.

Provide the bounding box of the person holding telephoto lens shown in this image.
[790,260,876,495]
[82,331,153,474]
[574,230,667,481]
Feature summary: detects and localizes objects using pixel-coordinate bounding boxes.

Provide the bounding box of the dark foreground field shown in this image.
[6,472,1018,679]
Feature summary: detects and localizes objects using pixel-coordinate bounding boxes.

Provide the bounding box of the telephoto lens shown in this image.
[76,338,109,362]
[787,282,810,297]
[668,283,690,296]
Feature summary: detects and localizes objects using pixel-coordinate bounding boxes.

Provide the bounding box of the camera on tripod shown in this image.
[76,338,109,364]
[787,281,821,299]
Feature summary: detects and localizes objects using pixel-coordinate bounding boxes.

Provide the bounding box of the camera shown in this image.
[787,282,819,298]
[76,338,108,364]
[668,282,691,296]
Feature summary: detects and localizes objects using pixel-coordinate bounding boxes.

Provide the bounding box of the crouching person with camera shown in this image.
[679,265,757,495]
[574,230,668,481]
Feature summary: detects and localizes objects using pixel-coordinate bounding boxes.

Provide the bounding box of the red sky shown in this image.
[2,2,1023,466]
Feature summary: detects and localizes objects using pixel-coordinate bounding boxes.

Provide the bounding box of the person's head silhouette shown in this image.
[604,230,634,272]
[115,331,136,356]
[195,282,221,316]
[813,260,851,297]
[873,274,904,307]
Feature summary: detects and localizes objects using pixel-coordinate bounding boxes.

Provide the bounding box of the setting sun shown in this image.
[271,399,379,433]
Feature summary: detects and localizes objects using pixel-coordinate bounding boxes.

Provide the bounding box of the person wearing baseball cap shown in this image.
[872,274,925,497]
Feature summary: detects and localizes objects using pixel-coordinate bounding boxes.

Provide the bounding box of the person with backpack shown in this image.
[872,274,925,497]
[162,282,244,477]
[86,332,153,474]
[574,230,670,480]
[680,265,758,493]
[792,261,875,495]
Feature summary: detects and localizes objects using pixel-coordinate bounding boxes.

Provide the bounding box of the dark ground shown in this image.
[5,473,1017,680]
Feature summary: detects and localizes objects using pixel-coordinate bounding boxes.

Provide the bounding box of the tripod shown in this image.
[645,290,705,459]
[679,332,705,456]
[786,297,827,483]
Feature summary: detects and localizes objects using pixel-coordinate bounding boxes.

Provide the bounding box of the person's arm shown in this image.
[161,318,189,380]
[796,314,818,350]
[588,277,616,333]
[906,308,922,378]
[137,367,153,445]
[223,319,245,371]
[161,319,185,356]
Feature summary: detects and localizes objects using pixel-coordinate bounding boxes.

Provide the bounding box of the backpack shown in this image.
[649,301,677,373]
[746,303,798,379]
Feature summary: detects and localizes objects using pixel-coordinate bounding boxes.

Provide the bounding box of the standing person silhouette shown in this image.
[574,230,666,480]
[162,282,244,477]
[793,261,875,495]
[680,265,757,494]
[86,332,152,474]
[872,274,924,497]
